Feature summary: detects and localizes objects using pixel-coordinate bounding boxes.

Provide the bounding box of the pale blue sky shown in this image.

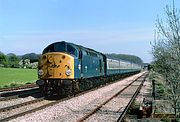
[0,0,180,63]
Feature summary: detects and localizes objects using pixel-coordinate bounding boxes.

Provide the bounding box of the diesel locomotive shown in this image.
[36,41,141,96]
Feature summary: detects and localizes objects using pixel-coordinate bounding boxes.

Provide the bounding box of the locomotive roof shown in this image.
[45,41,140,66]
[55,41,105,56]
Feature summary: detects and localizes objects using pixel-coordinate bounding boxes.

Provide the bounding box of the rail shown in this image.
[117,73,148,121]
[0,84,37,92]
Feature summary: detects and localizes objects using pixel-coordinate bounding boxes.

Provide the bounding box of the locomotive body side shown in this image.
[79,47,105,78]
[36,41,106,96]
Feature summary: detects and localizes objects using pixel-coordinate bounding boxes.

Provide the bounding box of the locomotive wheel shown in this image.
[73,80,80,95]
[47,88,54,97]
[64,86,73,97]
[87,79,93,89]
[63,80,73,97]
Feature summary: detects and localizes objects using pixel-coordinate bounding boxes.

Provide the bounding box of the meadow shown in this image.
[0,68,37,88]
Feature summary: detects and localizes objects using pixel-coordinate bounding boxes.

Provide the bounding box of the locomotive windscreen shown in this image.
[43,42,65,54]
[42,41,78,57]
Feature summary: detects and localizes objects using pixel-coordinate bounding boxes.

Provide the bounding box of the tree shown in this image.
[21,53,40,63]
[0,52,7,67]
[24,59,31,68]
[7,53,20,68]
[152,1,180,119]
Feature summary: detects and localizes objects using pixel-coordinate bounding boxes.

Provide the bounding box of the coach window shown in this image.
[67,44,78,57]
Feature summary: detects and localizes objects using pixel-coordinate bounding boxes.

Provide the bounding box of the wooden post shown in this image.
[152,79,155,100]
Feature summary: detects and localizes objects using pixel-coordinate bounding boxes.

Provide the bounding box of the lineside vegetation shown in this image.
[152,1,180,120]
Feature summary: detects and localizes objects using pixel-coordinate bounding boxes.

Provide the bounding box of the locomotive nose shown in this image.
[38,52,74,79]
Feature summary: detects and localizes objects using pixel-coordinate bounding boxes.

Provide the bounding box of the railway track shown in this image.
[0,88,44,121]
[0,87,40,101]
[0,79,114,121]
[76,72,148,122]
[0,84,37,92]
[0,94,77,122]
[117,74,147,121]
[0,72,148,122]
[0,97,55,122]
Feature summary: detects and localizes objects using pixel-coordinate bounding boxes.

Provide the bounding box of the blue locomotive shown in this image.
[36,41,141,96]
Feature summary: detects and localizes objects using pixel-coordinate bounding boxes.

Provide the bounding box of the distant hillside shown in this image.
[106,53,143,64]
[20,53,41,63]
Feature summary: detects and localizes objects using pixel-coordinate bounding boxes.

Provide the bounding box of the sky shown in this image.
[0,0,180,63]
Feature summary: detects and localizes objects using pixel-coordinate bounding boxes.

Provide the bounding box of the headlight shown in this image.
[66,69,72,76]
[36,80,45,86]
[38,69,44,76]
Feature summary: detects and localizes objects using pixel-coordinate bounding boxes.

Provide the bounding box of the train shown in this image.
[36,41,142,97]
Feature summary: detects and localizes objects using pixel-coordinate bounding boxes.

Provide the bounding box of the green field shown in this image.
[0,68,37,88]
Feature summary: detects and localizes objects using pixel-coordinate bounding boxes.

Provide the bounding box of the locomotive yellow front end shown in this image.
[38,52,74,80]
[36,41,80,97]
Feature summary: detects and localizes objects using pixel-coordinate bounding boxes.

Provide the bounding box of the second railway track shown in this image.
[0,97,52,121]
[77,72,148,122]
[0,87,40,101]
[0,84,37,92]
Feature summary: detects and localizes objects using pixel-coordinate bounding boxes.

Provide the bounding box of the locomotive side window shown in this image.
[81,50,88,56]
[89,52,97,57]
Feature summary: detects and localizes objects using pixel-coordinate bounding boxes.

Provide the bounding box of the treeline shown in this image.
[0,51,143,68]
[0,52,40,69]
[106,53,143,64]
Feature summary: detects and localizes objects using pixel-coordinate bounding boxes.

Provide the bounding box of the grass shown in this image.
[0,68,37,88]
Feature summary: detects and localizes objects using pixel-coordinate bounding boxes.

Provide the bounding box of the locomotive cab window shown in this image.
[66,44,78,57]
[42,42,65,54]
[54,42,65,52]
[42,44,54,54]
